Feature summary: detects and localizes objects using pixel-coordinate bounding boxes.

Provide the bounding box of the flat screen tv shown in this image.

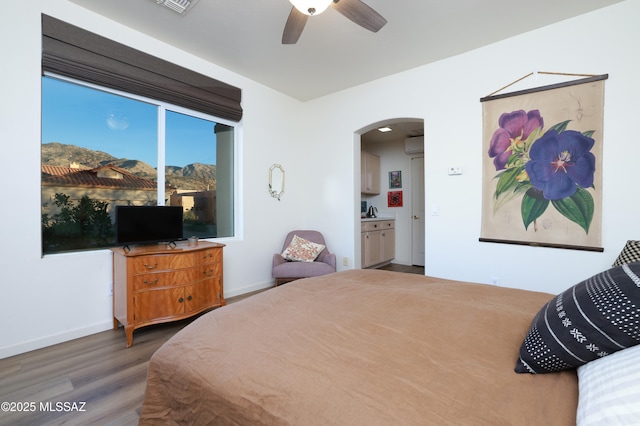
[115,205,184,247]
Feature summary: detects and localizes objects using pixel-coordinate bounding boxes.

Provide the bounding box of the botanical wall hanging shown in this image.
[480,73,607,251]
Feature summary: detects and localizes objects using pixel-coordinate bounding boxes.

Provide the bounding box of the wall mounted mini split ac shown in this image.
[155,0,199,15]
[404,136,424,155]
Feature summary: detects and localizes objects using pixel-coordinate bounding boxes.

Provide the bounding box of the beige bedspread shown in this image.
[139,269,577,425]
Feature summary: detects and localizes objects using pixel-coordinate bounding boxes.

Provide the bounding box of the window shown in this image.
[41,15,242,255]
[41,75,237,254]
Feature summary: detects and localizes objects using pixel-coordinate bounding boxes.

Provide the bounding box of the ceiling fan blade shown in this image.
[331,0,387,33]
[282,7,308,44]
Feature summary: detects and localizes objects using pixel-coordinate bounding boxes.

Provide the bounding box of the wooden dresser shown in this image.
[110,241,225,347]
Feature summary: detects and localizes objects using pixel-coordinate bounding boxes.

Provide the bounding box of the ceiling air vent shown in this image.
[155,0,199,15]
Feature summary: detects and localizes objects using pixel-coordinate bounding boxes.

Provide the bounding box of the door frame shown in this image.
[411,156,425,266]
[353,117,425,269]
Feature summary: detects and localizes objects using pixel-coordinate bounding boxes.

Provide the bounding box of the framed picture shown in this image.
[480,75,607,251]
[389,171,402,188]
[388,191,403,207]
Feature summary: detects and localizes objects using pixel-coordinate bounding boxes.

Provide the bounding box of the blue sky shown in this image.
[41,77,217,167]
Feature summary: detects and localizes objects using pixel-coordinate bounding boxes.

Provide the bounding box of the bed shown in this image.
[139,269,587,425]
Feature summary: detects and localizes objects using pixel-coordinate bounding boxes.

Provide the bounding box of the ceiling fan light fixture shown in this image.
[289,0,332,16]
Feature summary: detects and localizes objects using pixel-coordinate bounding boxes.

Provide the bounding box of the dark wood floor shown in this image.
[377,263,424,275]
[0,265,422,425]
[0,290,260,426]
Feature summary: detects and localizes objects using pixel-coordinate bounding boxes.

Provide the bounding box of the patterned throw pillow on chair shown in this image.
[281,235,326,262]
[612,240,640,267]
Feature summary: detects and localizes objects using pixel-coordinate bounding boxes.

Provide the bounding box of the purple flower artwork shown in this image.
[526,130,595,200]
[489,109,544,171]
[487,110,596,234]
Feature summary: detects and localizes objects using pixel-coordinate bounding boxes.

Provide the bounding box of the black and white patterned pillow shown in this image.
[515,262,640,374]
[612,240,640,267]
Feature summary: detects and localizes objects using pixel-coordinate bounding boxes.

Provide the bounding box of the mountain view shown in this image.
[42,142,216,191]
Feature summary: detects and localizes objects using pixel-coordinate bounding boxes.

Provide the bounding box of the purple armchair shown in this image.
[272,230,336,286]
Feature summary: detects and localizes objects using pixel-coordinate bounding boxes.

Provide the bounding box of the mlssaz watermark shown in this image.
[1,401,87,413]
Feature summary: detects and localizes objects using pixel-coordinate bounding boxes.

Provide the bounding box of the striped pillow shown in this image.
[577,344,640,425]
[515,262,640,374]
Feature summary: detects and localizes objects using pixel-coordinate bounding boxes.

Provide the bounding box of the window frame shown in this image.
[41,73,242,252]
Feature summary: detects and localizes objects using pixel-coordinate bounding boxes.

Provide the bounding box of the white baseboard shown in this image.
[0,320,113,360]
[224,280,274,299]
[1,282,276,360]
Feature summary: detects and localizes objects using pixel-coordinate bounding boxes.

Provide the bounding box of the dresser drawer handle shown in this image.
[203,253,213,259]
[178,297,184,303]
[143,262,158,270]
[204,268,214,276]
[187,295,193,301]
[143,278,159,285]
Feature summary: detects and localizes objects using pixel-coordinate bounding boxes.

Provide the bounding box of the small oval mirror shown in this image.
[269,164,285,200]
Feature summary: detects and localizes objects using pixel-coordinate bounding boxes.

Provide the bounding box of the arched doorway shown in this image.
[355,118,425,269]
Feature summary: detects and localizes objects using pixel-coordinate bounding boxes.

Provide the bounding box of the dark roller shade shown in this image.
[42,14,242,122]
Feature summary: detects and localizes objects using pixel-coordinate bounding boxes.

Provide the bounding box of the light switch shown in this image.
[448,166,463,175]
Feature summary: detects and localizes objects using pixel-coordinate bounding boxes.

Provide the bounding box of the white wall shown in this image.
[303,0,640,293]
[0,0,309,358]
[1,0,638,358]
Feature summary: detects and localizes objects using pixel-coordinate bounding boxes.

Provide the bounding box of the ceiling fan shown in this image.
[282,0,387,44]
